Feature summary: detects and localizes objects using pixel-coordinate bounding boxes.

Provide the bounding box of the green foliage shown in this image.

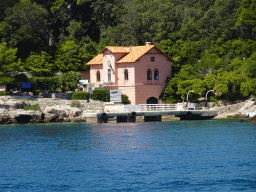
[54,36,96,71]
[71,100,81,108]
[0,74,28,91]
[122,94,130,104]
[29,72,81,91]
[0,1,48,57]
[61,71,81,91]
[241,78,256,97]
[50,0,67,13]
[161,77,182,103]
[23,104,41,111]
[32,89,40,96]
[235,0,256,38]
[92,89,109,102]
[0,91,7,96]
[25,51,54,76]
[29,76,61,91]
[0,43,23,75]
[61,87,70,92]
[242,54,256,78]
[71,92,90,100]
[177,79,205,102]
[0,0,255,103]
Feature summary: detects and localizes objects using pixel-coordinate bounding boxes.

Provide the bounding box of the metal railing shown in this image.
[139,104,177,111]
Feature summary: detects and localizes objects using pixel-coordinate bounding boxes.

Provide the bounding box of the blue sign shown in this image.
[21,82,31,89]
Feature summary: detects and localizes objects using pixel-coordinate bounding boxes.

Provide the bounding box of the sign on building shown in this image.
[110,90,122,103]
[79,80,88,86]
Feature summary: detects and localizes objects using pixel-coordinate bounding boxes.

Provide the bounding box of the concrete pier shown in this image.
[94,109,218,123]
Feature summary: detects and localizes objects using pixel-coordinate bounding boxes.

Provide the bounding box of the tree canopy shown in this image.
[0,0,255,101]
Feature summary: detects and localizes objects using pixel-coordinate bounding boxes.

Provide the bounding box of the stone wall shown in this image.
[0,96,105,112]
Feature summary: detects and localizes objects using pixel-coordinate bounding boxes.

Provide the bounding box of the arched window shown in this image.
[97,71,100,82]
[147,68,152,80]
[124,69,129,80]
[154,68,159,80]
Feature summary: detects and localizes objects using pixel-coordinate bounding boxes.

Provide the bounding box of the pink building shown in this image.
[87,42,173,105]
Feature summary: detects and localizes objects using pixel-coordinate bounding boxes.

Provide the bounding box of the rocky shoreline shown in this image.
[0,105,92,124]
[0,96,256,125]
[0,96,105,124]
[213,98,256,119]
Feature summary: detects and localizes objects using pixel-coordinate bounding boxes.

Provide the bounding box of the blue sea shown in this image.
[0,119,255,191]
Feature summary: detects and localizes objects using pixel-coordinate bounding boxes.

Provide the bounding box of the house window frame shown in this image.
[107,68,112,82]
[151,57,155,62]
[147,68,152,80]
[154,68,159,80]
[96,70,100,82]
[124,69,129,81]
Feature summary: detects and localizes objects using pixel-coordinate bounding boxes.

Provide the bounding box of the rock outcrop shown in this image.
[214,98,256,119]
[0,109,44,124]
[43,106,84,122]
[0,96,106,124]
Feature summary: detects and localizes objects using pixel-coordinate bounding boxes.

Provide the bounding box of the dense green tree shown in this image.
[25,51,54,76]
[235,0,256,39]
[241,78,256,96]
[61,71,81,90]
[0,43,23,76]
[54,36,96,72]
[0,1,49,58]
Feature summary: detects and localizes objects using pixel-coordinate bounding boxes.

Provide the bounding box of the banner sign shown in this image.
[110,89,122,102]
[79,80,88,86]
[21,82,31,88]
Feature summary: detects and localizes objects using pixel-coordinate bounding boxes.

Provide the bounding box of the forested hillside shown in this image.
[0,0,255,102]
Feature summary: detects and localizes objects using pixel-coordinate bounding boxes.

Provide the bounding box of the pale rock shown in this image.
[8,109,43,123]
[68,107,83,118]
[238,100,256,115]
[44,113,58,122]
[0,100,24,109]
[44,106,68,117]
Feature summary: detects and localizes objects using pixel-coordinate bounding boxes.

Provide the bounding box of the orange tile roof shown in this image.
[87,45,173,65]
[86,53,103,65]
[116,45,155,63]
[101,46,131,53]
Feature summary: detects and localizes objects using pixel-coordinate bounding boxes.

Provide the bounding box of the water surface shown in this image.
[0,120,255,191]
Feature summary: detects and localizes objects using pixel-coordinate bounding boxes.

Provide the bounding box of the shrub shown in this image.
[72,92,90,100]
[92,89,109,102]
[83,84,87,88]
[122,94,130,104]
[23,104,41,111]
[71,101,81,108]
[0,91,7,96]
[29,72,81,92]
[61,87,70,92]
[32,90,40,96]
[61,71,81,91]
[29,76,61,91]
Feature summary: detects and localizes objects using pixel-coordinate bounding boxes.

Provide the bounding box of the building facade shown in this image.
[87,42,173,105]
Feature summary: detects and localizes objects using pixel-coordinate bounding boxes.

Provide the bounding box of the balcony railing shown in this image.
[139,104,177,111]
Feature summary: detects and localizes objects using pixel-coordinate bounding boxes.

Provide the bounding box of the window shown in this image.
[154,68,159,80]
[151,57,155,62]
[124,69,129,80]
[97,71,100,82]
[147,68,152,80]
[108,69,111,82]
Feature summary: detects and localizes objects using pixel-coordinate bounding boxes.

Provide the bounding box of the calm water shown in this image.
[0,120,255,191]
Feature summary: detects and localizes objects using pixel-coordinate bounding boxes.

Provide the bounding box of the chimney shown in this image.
[145,42,151,46]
